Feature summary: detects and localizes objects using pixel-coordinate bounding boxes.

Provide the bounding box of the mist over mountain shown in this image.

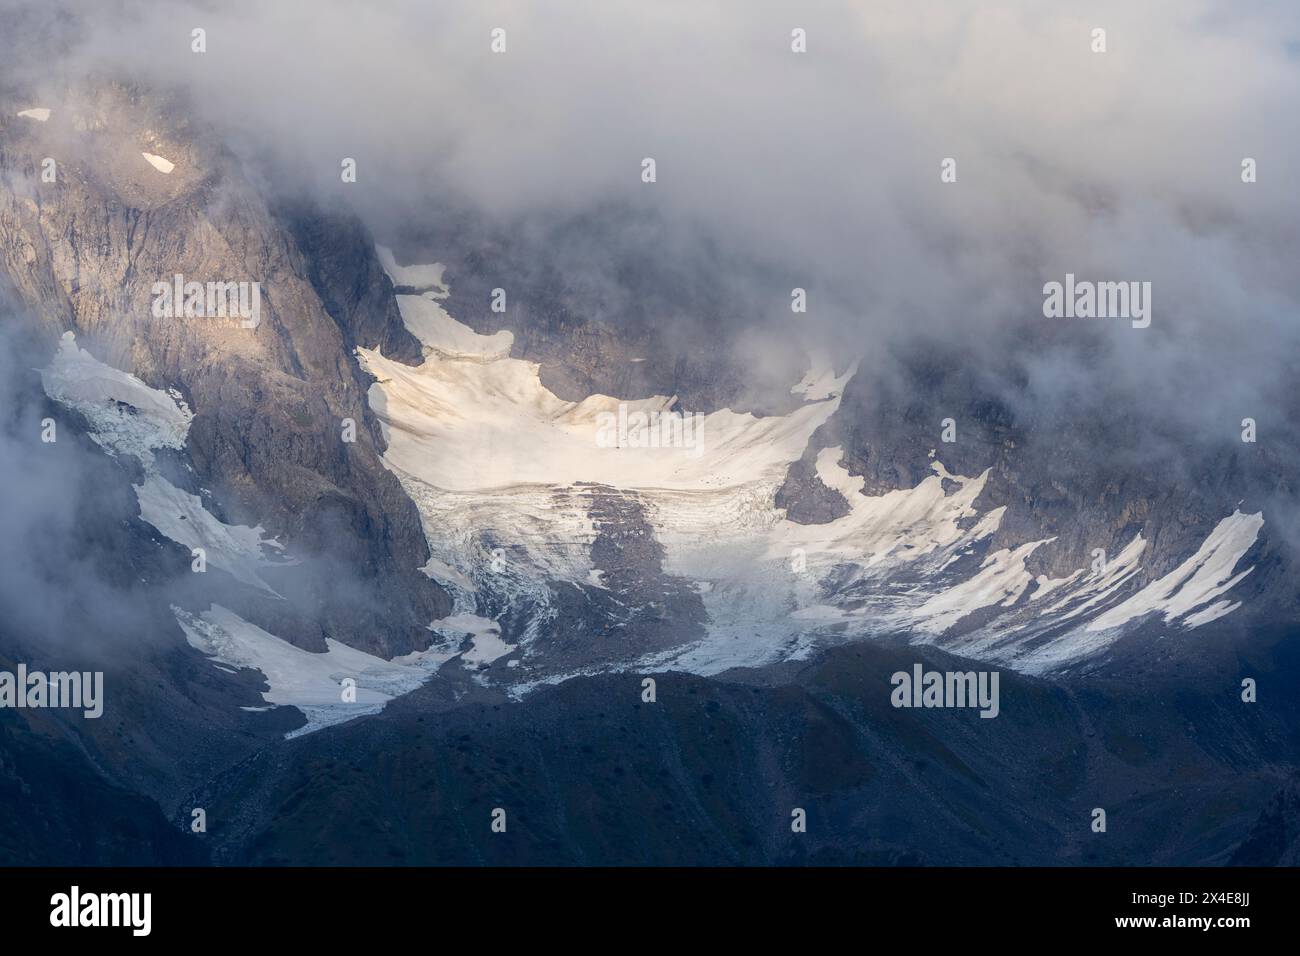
[0,0,1297,868]
[5,1,1297,431]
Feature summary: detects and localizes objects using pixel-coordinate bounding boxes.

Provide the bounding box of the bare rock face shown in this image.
[0,82,448,656]
[275,202,426,366]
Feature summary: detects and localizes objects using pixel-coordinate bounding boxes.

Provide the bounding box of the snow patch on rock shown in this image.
[41,332,289,591]
[1085,510,1262,632]
[141,152,175,173]
[177,605,457,738]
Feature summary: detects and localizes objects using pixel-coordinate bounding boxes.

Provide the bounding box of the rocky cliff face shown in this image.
[0,82,448,658]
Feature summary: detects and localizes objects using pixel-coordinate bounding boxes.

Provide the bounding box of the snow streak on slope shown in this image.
[141,152,175,173]
[176,604,461,737]
[41,332,192,464]
[362,251,1266,685]
[914,512,1264,675]
[41,332,288,592]
[1085,510,1263,632]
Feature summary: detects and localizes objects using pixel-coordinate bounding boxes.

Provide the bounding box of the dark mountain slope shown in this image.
[190,634,1298,866]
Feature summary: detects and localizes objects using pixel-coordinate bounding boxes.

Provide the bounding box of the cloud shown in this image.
[0,299,182,662]
[2,0,1297,463]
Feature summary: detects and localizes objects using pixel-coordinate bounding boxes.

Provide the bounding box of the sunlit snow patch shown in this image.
[176,605,458,738]
[136,476,288,591]
[141,152,175,173]
[41,333,192,463]
[359,324,841,493]
[430,613,516,668]
[17,107,51,122]
[376,246,448,292]
[791,352,856,402]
